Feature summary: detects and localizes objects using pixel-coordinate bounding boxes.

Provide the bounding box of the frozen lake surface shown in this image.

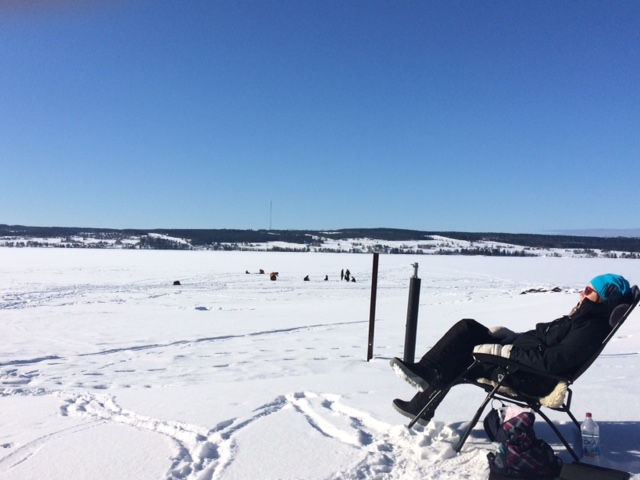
[1,249,639,479]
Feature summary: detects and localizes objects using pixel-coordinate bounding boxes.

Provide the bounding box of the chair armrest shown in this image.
[472,352,572,384]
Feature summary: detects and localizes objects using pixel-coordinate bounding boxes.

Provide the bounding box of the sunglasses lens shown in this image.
[584,286,593,295]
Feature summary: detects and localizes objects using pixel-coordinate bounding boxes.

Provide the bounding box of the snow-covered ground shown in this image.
[1,248,639,479]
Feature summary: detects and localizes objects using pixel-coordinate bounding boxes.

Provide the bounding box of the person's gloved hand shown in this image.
[488,326,520,345]
[473,343,513,358]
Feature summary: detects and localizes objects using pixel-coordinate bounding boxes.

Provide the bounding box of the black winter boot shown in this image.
[390,357,441,392]
[392,388,447,426]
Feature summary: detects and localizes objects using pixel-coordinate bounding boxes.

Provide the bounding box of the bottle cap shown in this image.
[586,412,592,417]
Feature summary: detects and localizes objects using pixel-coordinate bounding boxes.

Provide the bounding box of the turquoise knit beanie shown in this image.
[589,274,631,301]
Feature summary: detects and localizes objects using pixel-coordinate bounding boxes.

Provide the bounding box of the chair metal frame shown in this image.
[408,285,640,462]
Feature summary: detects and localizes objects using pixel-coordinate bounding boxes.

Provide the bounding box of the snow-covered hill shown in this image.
[1,231,638,259]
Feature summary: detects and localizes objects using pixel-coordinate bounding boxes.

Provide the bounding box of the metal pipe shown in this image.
[403,263,421,363]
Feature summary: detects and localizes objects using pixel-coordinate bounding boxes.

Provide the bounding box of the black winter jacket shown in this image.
[495,297,629,397]
[510,298,614,377]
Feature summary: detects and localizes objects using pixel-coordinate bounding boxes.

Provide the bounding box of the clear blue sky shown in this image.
[1,1,638,233]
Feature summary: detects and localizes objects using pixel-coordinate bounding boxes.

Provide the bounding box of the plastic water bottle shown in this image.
[581,412,600,462]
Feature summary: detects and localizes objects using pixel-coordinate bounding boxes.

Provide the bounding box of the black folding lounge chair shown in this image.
[407,285,640,462]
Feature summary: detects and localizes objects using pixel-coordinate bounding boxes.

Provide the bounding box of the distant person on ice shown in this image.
[390,274,633,425]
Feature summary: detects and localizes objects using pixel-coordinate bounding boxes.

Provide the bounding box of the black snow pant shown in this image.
[417,318,557,397]
[418,318,496,384]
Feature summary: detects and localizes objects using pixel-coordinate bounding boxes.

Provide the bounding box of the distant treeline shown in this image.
[432,231,640,253]
[1,225,639,253]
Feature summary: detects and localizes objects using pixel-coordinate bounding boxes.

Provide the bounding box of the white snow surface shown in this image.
[1,248,639,480]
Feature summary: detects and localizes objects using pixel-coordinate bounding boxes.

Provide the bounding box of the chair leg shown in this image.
[566,409,580,430]
[407,388,447,429]
[534,407,580,462]
[453,381,503,453]
[563,388,581,430]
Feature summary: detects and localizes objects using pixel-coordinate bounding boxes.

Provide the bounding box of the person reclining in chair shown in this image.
[390,273,633,425]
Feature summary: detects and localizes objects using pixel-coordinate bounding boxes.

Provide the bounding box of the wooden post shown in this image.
[367,252,380,361]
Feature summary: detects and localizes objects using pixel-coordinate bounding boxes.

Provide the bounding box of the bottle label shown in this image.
[582,435,600,457]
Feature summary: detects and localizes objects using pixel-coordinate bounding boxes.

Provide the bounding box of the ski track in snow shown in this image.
[0,269,538,313]
[0,419,101,475]
[0,320,367,371]
[1,357,487,479]
[0,324,493,479]
[0,275,299,312]
[0,381,488,480]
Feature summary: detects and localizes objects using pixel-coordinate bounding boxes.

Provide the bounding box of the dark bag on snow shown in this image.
[484,408,562,479]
